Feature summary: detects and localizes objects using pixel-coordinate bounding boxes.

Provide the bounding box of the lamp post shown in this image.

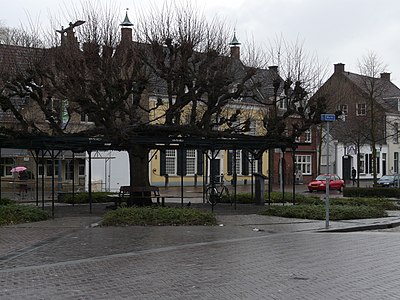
[321,114,336,229]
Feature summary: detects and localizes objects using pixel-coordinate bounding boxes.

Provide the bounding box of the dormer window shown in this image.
[278,98,287,110]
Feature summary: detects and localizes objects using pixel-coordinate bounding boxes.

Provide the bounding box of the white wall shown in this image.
[86,151,130,192]
[334,143,387,180]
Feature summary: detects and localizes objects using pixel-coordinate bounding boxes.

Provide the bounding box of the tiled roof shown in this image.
[343,71,400,112]
[0,44,45,75]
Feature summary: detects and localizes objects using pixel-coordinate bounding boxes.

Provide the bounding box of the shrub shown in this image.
[58,192,114,204]
[262,205,387,221]
[221,192,320,205]
[220,193,253,204]
[0,198,15,206]
[344,187,400,198]
[331,197,398,210]
[0,205,49,226]
[268,191,321,205]
[102,207,217,226]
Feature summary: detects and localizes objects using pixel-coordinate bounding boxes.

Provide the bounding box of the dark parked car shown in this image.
[308,174,345,192]
[376,175,400,187]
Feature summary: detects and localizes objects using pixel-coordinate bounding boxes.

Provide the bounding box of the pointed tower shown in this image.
[120,9,133,44]
[229,32,241,60]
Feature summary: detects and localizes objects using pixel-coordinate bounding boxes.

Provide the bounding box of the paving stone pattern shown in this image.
[1,205,400,299]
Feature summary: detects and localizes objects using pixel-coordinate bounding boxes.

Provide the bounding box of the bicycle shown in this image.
[205,176,232,205]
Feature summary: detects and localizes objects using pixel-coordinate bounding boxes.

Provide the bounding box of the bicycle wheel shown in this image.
[205,186,219,205]
[220,186,232,204]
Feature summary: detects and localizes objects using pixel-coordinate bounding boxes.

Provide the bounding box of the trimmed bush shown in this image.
[221,193,252,204]
[58,192,114,204]
[0,205,49,226]
[221,192,320,205]
[102,207,217,226]
[262,205,387,221]
[269,191,321,205]
[0,198,15,206]
[331,197,399,210]
[344,187,400,198]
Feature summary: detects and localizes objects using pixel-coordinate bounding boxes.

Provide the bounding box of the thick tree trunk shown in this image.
[127,145,152,206]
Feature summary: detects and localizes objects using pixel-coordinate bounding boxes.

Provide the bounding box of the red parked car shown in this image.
[308,174,345,192]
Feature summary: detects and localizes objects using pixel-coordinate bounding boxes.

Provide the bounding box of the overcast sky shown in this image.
[2,0,400,85]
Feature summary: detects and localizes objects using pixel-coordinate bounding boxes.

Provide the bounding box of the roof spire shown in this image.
[230,31,240,46]
[120,8,133,27]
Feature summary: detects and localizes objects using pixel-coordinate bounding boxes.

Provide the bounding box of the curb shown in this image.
[319,220,400,233]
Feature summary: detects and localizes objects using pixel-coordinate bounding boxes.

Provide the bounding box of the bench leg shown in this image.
[162,197,165,207]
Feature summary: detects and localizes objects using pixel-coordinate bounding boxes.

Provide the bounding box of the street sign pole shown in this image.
[325,121,330,229]
[321,114,336,229]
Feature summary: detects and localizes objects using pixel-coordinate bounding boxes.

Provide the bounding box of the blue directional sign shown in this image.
[321,114,336,122]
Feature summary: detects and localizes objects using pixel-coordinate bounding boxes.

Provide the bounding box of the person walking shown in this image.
[351,167,357,185]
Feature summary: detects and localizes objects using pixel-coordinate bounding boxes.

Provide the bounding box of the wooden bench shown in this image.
[108,186,163,207]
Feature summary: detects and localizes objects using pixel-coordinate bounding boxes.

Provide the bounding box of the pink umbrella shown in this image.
[10,166,27,173]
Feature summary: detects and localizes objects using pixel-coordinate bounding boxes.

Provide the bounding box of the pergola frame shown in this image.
[0,133,298,216]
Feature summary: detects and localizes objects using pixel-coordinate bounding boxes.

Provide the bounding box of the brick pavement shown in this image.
[1,203,400,299]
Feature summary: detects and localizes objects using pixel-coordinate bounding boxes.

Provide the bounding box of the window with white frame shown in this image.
[235,150,242,175]
[249,119,257,136]
[0,158,13,177]
[78,158,85,176]
[304,129,312,143]
[395,152,399,173]
[46,160,59,176]
[80,112,94,123]
[341,104,348,115]
[394,123,399,144]
[365,153,373,174]
[278,98,287,109]
[295,135,301,143]
[356,103,366,116]
[248,152,258,174]
[295,155,311,175]
[359,153,365,173]
[165,150,177,175]
[186,150,196,175]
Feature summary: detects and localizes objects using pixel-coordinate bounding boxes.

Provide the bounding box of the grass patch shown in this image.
[0,204,49,226]
[262,205,387,221]
[102,207,217,226]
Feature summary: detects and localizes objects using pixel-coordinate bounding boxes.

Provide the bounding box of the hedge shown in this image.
[102,207,217,226]
[0,205,49,226]
[221,191,321,205]
[58,192,114,204]
[331,197,399,210]
[344,187,400,198]
[262,205,387,221]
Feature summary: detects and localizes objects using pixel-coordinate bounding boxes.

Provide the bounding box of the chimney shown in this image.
[230,46,240,60]
[269,66,278,73]
[381,72,391,81]
[334,63,345,73]
[229,32,241,60]
[121,27,132,44]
